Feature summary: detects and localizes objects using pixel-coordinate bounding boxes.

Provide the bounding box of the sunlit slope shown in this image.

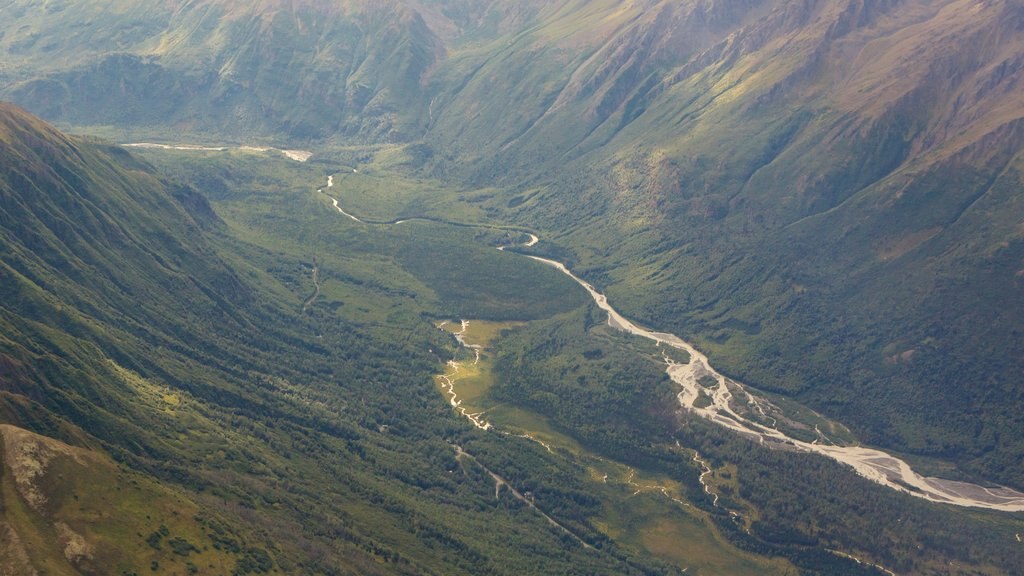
[0,424,244,575]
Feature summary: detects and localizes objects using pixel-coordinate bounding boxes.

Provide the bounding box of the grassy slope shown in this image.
[0,424,242,575]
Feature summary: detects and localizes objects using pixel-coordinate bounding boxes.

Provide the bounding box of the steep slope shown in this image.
[0,424,245,575]
[0,103,688,575]
[424,0,775,175]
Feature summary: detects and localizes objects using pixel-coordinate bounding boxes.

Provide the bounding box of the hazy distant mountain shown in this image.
[2,0,439,139]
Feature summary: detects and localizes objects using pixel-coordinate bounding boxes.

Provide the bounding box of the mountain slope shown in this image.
[515,0,1024,487]
[0,103,699,575]
[0,424,247,575]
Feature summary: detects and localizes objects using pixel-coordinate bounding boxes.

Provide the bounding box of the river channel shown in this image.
[313,172,1024,513]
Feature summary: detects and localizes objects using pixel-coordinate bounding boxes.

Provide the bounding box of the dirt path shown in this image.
[451,444,594,549]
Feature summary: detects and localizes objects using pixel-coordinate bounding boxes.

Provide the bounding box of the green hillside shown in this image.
[0,103,691,574]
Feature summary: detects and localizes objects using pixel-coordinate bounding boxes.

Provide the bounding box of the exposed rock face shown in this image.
[56,522,95,566]
[0,425,102,574]
[0,424,93,512]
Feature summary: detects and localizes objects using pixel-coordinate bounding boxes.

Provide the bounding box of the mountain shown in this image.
[446,0,1024,487]
[1,1,435,140]
[1,0,1024,570]
[0,0,560,142]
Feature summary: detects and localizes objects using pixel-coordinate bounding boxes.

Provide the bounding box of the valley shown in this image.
[2,0,1024,573]
[293,153,1022,572]
[0,110,1018,573]
[311,156,1024,512]
[56,132,1021,573]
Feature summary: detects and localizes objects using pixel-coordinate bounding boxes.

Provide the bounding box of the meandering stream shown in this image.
[317,172,1024,513]
[436,321,491,431]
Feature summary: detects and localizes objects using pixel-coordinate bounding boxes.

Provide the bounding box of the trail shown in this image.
[321,173,1024,512]
[452,445,594,549]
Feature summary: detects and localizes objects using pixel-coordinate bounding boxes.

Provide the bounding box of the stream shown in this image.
[301,257,321,313]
